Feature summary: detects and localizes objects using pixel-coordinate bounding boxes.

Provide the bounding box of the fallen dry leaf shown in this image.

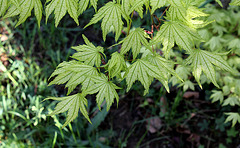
[0,34,8,41]
[146,117,162,133]
[176,125,191,134]
[183,91,199,99]
[99,137,106,142]
[0,52,9,69]
[147,98,154,103]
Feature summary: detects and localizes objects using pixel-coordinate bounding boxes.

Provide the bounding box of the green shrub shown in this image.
[1,0,240,128]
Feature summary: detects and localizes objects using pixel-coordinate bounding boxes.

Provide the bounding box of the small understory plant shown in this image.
[1,0,240,128]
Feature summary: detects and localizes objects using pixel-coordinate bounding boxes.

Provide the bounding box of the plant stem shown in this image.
[127,12,134,36]
[159,5,170,20]
[149,8,155,53]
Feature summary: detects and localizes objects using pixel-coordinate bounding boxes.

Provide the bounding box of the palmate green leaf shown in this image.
[153,20,201,57]
[71,35,105,67]
[78,0,98,15]
[178,80,195,91]
[124,58,169,95]
[121,0,131,15]
[120,28,150,59]
[150,0,166,14]
[85,74,121,111]
[223,96,240,106]
[85,1,128,42]
[225,113,240,127]
[170,65,191,85]
[0,0,9,17]
[167,0,186,7]
[215,0,223,7]
[45,0,79,27]
[33,0,42,27]
[3,0,21,19]
[48,61,99,95]
[186,6,210,29]
[147,54,183,82]
[186,49,237,88]
[190,0,205,6]
[10,0,20,6]
[166,3,210,29]
[210,90,224,104]
[166,5,188,22]
[186,6,208,20]
[129,0,145,18]
[3,0,42,27]
[121,0,146,18]
[144,0,150,10]
[205,36,226,51]
[90,0,98,11]
[228,38,240,50]
[230,0,240,6]
[78,0,89,15]
[108,52,127,78]
[45,93,91,127]
[15,0,35,27]
[17,0,42,27]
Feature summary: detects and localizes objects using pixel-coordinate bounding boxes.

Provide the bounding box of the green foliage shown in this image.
[215,0,223,7]
[147,54,181,81]
[71,35,105,67]
[197,120,209,131]
[16,0,42,27]
[225,113,240,127]
[150,0,166,14]
[153,20,202,57]
[85,1,128,41]
[186,49,236,88]
[119,28,149,59]
[45,0,79,27]
[3,0,43,27]
[0,19,112,147]
[45,93,91,127]
[108,52,127,78]
[78,0,98,15]
[210,90,224,103]
[85,74,121,111]
[124,58,169,95]
[230,0,240,6]
[203,5,240,127]
[1,0,240,128]
[0,0,9,17]
[48,61,98,94]
[215,116,228,132]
